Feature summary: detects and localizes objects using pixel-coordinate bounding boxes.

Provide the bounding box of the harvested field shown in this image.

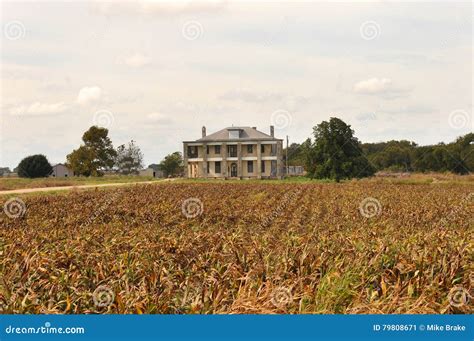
[0,181,472,314]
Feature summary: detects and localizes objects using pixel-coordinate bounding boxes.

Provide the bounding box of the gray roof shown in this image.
[190,126,281,142]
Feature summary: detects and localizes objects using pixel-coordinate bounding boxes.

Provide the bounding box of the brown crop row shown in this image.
[0,182,472,314]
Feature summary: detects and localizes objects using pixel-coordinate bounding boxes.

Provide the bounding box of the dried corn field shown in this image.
[0,181,473,314]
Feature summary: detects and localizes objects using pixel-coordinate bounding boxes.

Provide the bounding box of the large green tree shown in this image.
[17,154,53,178]
[67,126,117,176]
[115,140,144,175]
[159,152,184,177]
[306,117,375,181]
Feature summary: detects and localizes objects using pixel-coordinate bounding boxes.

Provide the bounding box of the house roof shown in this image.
[186,126,281,142]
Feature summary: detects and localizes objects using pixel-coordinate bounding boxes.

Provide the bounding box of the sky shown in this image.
[0,0,472,169]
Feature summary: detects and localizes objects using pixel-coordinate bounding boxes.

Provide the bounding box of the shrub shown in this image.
[17,154,53,178]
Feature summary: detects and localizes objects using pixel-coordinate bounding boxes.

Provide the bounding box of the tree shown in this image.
[283,139,312,167]
[66,146,97,177]
[159,152,184,177]
[307,117,375,181]
[115,140,144,175]
[66,126,117,176]
[17,154,52,178]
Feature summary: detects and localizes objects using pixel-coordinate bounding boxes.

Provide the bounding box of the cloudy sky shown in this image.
[1,0,472,169]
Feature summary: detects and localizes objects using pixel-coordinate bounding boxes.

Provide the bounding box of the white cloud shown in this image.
[117,53,152,68]
[353,78,409,99]
[354,78,393,94]
[356,112,377,121]
[218,88,284,103]
[77,86,102,105]
[90,0,228,16]
[147,112,171,124]
[10,102,68,116]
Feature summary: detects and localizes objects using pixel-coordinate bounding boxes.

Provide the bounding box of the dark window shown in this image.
[65,174,68,177]
[207,162,210,174]
[271,144,277,155]
[261,160,265,173]
[247,145,253,153]
[271,160,277,176]
[187,146,198,158]
[206,145,209,154]
[228,145,237,157]
[247,161,253,173]
[215,161,221,173]
[215,145,221,154]
[261,144,265,153]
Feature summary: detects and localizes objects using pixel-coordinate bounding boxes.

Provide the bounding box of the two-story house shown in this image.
[183,126,284,179]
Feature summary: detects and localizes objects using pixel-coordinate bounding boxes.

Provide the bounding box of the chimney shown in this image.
[270,125,274,137]
[202,126,206,138]
[252,126,257,130]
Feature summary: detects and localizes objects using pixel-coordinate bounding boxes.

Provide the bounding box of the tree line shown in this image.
[286,118,473,180]
[14,126,184,178]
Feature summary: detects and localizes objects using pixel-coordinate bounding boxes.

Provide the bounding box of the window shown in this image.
[261,160,265,173]
[261,144,265,153]
[247,161,253,173]
[271,160,277,176]
[207,162,210,174]
[215,161,221,173]
[228,130,240,139]
[206,145,209,154]
[271,144,277,155]
[215,145,221,154]
[187,146,198,158]
[228,145,237,157]
[247,145,253,153]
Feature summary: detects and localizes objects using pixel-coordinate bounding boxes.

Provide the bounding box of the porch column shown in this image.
[202,143,208,178]
[257,141,262,179]
[237,143,242,179]
[276,140,283,179]
[183,142,189,178]
[222,142,227,179]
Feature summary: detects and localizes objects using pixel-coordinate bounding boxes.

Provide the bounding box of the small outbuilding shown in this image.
[139,168,163,178]
[51,163,74,178]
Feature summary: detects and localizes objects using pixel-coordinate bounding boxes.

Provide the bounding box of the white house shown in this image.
[51,164,74,178]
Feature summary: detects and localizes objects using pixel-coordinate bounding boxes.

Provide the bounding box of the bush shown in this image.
[17,154,53,178]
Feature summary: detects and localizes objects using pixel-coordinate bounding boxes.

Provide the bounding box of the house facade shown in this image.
[183,126,284,179]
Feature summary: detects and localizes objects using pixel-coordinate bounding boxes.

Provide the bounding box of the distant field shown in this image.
[0,175,156,191]
[0,179,472,314]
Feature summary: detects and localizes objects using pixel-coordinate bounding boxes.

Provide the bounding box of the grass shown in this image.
[1,173,472,192]
[0,175,157,191]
